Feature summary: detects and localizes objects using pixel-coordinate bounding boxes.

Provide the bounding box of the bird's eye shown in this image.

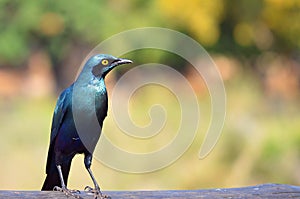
[101,59,109,65]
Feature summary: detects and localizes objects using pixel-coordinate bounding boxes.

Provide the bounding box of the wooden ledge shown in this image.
[1,183,300,199]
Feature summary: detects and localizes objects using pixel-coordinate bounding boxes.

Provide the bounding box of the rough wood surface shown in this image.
[1,184,300,199]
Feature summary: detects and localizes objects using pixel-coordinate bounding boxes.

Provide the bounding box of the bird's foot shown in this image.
[84,186,111,199]
[54,186,82,199]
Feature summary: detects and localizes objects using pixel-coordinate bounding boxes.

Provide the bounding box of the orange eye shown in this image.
[101,59,109,65]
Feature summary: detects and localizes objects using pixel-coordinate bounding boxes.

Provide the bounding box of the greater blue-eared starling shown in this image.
[42,54,132,198]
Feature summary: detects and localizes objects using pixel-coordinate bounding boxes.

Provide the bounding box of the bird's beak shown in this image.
[111,58,133,67]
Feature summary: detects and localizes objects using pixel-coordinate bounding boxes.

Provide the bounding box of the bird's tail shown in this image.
[42,172,60,191]
[41,156,72,191]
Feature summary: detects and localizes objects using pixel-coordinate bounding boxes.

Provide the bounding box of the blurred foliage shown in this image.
[0,0,299,68]
[263,0,300,50]
[158,0,224,46]
[0,0,158,66]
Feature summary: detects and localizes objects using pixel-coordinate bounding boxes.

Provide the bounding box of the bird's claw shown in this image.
[84,185,94,192]
[84,186,111,199]
[54,186,82,199]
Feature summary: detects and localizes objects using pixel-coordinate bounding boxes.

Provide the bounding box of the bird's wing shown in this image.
[49,86,72,143]
[45,85,72,174]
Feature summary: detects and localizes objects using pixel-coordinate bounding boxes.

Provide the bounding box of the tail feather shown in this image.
[42,171,60,190]
[42,151,72,191]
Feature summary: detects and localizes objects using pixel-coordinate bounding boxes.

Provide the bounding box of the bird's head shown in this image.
[84,54,132,78]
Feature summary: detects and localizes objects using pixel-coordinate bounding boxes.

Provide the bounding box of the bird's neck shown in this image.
[75,71,107,95]
[87,77,107,94]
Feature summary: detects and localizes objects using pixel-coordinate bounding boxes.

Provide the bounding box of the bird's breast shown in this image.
[73,79,108,119]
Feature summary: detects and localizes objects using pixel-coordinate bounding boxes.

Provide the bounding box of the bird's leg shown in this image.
[84,154,110,199]
[85,167,102,194]
[54,165,82,199]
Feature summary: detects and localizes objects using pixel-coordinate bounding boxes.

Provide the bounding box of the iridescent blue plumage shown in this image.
[42,54,132,198]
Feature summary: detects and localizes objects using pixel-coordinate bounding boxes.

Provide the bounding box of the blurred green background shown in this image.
[0,0,300,191]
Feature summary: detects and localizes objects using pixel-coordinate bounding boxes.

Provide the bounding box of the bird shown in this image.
[41,54,132,199]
